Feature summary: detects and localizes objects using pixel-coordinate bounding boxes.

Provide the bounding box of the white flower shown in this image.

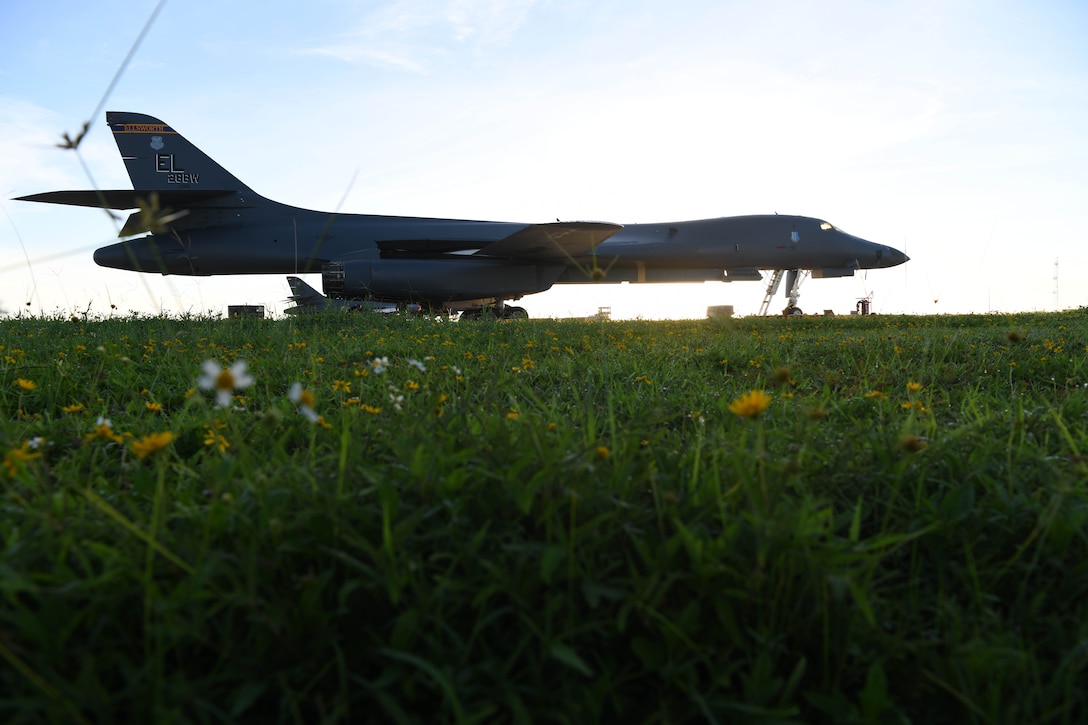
[289,382,320,423]
[199,360,254,408]
[369,356,390,374]
[408,358,426,372]
[389,393,404,411]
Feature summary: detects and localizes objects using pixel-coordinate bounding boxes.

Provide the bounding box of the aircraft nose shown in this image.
[847,234,909,270]
[887,247,909,267]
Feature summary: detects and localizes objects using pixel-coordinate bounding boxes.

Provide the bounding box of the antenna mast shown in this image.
[1053,257,1059,310]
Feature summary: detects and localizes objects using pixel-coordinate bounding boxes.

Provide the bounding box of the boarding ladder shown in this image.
[758,270,785,316]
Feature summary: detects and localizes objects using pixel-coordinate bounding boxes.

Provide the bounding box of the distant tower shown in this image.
[1054,257,1060,309]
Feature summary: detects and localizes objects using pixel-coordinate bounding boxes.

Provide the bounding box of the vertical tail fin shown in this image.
[286,276,327,305]
[106,111,258,197]
[286,276,340,315]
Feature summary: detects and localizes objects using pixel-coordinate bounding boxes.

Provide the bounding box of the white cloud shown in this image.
[445,0,539,44]
[297,0,540,70]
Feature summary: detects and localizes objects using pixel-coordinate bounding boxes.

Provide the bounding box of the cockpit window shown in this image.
[819,221,843,232]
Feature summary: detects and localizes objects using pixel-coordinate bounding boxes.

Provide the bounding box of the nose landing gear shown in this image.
[759,269,807,316]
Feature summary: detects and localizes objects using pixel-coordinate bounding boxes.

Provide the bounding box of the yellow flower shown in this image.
[204,427,231,453]
[332,380,351,393]
[14,378,36,391]
[62,403,85,414]
[360,404,382,415]
[130,431,176,460]
[145,401,163,413]
[84,417,124,444]
[596,446,610,460]
[506,408,521,420]
[906,381,923,392]
[727,390,772,419]
[4,441,43,477]
[864,390,887,399]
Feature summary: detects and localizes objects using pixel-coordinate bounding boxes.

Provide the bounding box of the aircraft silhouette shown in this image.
[17,112,908,317]
[284,275,411,316]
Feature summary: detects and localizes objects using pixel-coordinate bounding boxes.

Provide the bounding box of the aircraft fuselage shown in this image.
[92,206,905,302]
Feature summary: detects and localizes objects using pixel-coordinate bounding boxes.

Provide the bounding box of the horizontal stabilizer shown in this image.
[15,189,235,210]
[477,221,623,262]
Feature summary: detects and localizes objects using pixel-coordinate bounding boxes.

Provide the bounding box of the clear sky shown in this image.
[2,0,1086,319]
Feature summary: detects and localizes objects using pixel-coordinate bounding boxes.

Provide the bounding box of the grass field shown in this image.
[1,310,1086,723]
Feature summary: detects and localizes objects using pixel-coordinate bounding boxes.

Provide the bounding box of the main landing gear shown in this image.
[459,302,528,320]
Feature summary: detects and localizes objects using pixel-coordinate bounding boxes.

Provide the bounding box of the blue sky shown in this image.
[2,0,1086,318]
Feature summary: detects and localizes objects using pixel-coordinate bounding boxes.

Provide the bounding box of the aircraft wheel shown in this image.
[783,306,803,316]
[461,308,499,320]
[504,306,528,319]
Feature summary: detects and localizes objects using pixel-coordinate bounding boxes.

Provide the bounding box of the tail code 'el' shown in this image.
[107,111,256,196]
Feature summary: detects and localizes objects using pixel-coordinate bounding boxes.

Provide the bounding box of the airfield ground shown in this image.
[1,311,1085,722]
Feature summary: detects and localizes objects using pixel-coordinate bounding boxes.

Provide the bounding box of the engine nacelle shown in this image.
[322,258,564,303]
